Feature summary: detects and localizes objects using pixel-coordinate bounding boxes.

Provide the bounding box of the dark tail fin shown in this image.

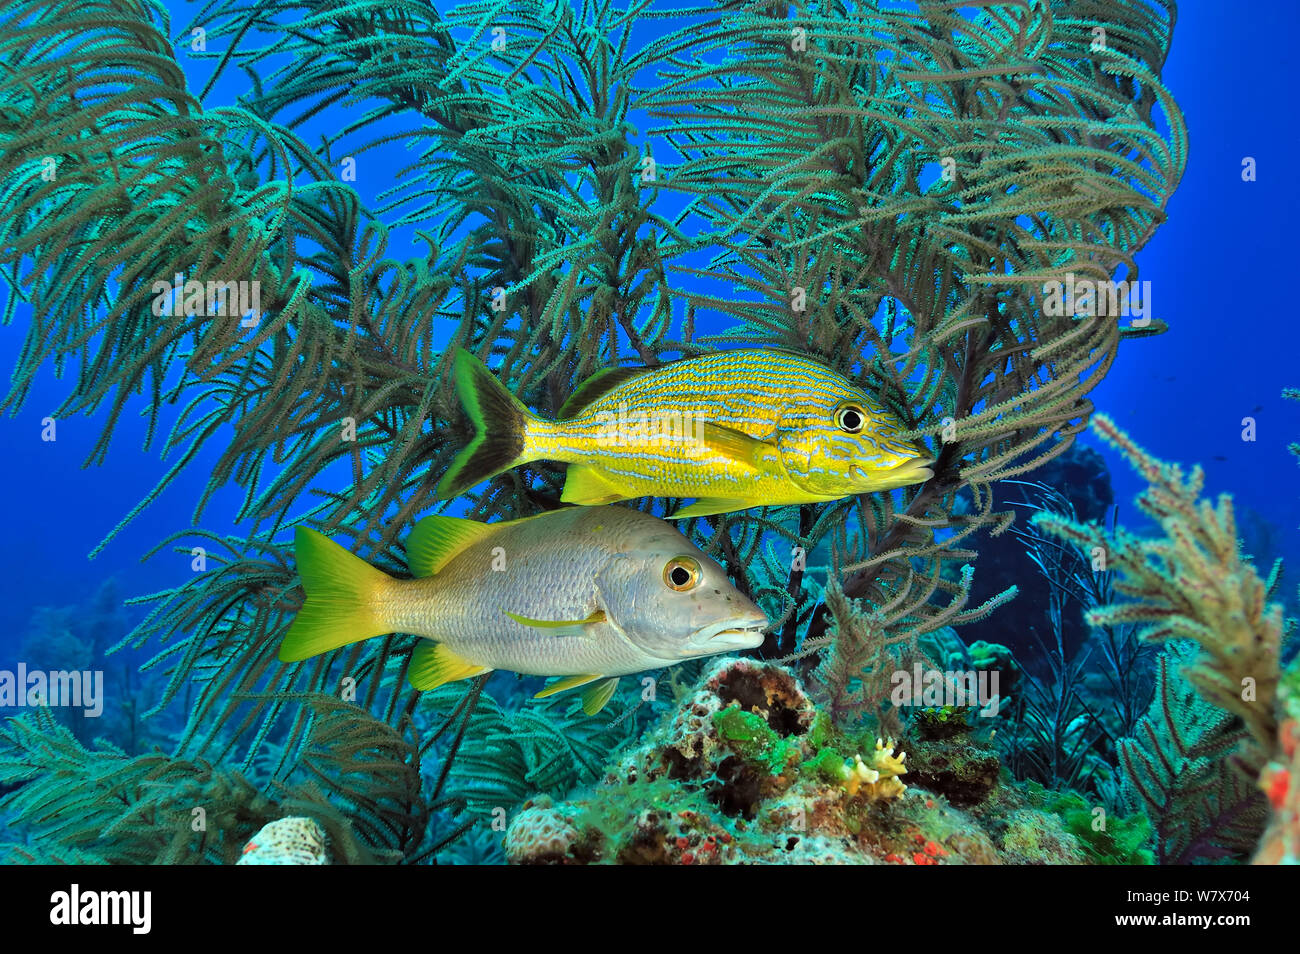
[435,349,534,499]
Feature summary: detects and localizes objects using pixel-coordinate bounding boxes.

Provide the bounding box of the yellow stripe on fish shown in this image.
[435,348,933,517]
[277,506,768,714]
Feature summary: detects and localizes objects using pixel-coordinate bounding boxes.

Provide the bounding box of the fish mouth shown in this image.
[853,457,934,489]
[689,615,769,653]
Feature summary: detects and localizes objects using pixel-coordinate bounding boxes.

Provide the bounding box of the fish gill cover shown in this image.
[0,0,1293,869]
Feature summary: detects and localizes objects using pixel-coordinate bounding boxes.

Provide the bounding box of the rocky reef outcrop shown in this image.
[505,657,1122,865]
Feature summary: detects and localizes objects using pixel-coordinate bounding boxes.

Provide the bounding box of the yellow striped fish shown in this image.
[435,348,933,518]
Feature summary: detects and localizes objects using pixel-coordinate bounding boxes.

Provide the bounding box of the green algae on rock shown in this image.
[504,658,1101,865]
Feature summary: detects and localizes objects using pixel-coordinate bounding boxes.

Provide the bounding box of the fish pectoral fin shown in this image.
[405,515,496,577]
[408,641,492,691]
[668,497,758,519]
[533,673,603,699]
[504,608,606,636]
[699,422,771,470]
[560,464,626,505]
[533,675,620,714]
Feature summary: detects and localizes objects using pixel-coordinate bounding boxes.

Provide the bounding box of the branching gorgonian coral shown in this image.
[1035,414,1282,763]
[1035,414,1284,863]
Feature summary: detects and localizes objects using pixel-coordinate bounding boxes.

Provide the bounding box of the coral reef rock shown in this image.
[505,658,1091,865]
[1254,664,1300,865]
[905,708,1002,807]
[236,817,331,865]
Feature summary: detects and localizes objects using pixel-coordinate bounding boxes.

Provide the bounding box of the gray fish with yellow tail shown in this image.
[434,348,934,518]
[278,506,768,714]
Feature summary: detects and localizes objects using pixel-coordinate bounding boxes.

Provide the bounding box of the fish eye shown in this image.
[663,556,702,591]
[835,405,865,433]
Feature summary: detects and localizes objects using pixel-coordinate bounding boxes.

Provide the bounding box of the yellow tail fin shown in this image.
[279,527,392,662]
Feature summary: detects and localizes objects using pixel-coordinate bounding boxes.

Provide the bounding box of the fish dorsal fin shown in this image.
[557,365,652,419]
[408,641,492,691]
[504,609,606,636]
[700,422,771,469]
[406,515,496,577]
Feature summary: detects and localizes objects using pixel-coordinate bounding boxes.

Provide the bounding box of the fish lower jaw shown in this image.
[852,460,935,489]
[705,631,766,653]
[685,618,768,654]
